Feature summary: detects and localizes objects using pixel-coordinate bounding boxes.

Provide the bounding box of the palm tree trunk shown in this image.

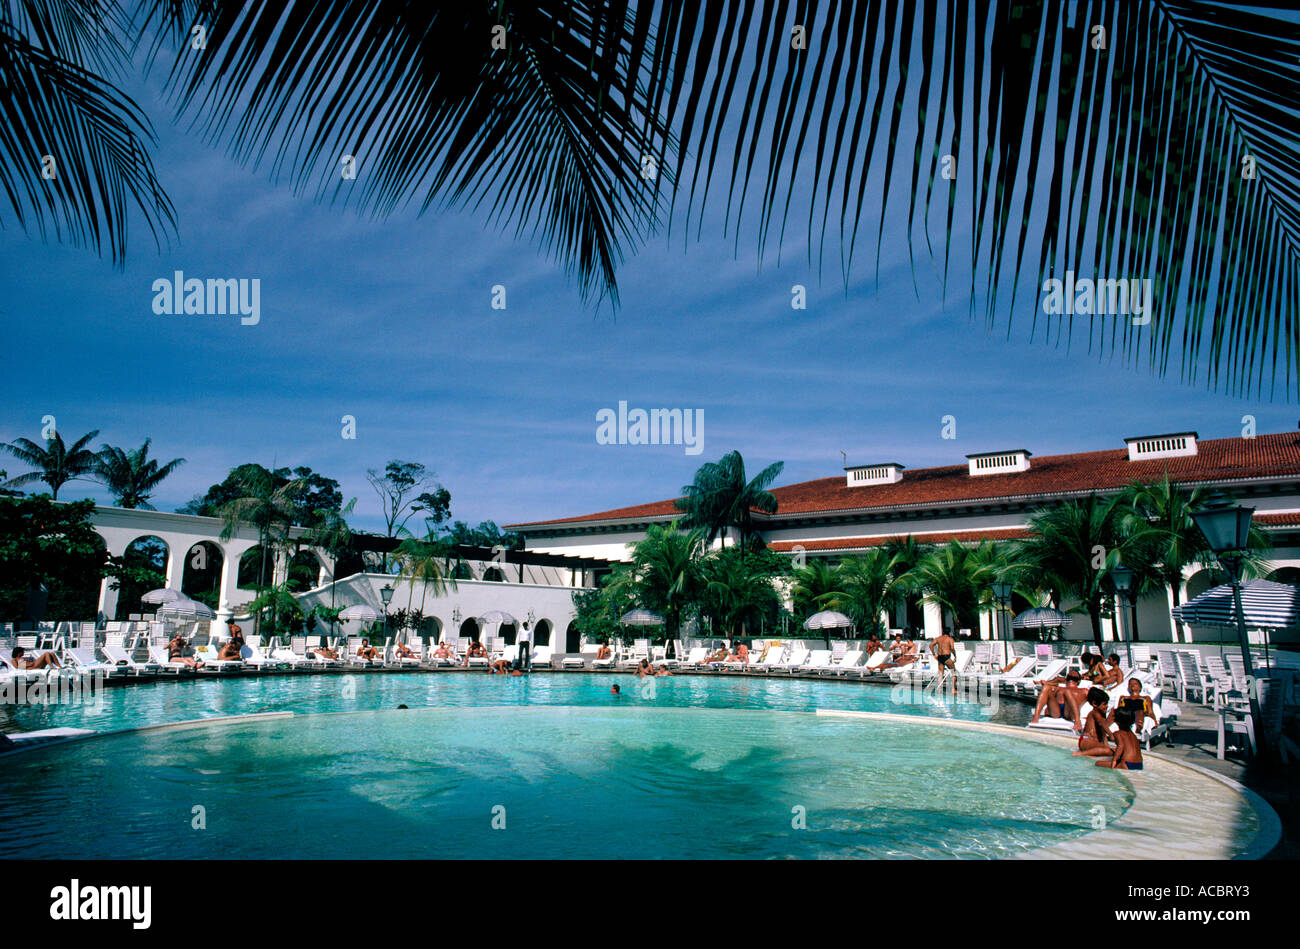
[1168,580,1184,643]
[1090,605,1103,649]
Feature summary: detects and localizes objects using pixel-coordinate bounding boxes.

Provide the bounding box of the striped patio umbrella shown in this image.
[1011,607,1072,631]
[156,597,216,619]
[1171,578,1300,669]
[620,609,665,626]
[1171,579,1300,631]
[338,604,381,622]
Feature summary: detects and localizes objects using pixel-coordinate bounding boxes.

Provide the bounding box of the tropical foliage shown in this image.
[6,3,1298,391]
[94,438,185,509]
[676,450,783,549]
[1,429,101,499]
[0,496,110,624]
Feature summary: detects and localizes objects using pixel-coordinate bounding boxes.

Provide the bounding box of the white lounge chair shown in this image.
[765,646,810,673]
[196,643,246,672]
[65,643,129,678]
[820,649,864,675]
[240,636,285,671]
[530,645,554,669]
[146,643,198,674]
[101,638,162,675]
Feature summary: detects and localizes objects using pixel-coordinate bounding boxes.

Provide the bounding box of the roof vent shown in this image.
[1124,432,1198,461]
[845,463,905,487]
[966,450,1031,477]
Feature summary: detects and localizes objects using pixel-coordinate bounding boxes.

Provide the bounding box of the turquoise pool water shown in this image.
[0,706,1130,859]
[1,671,1029,733]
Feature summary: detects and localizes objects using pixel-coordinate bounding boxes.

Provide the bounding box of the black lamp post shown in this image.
[991,580,1013,665]
[380,582,394,643]
[1190,492,1266,758]
[1110,563,1136,668]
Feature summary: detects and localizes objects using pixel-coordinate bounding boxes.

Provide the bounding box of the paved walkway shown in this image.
[1154,703,1298,859]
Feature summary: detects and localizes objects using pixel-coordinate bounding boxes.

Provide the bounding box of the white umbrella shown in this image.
[1011,607,1072,631]
[338,604,381,622]
[479,610,517,626]
[157,597,216,619]
[804,610,853,631]
[140,588,184,605]
[620,609,665,626]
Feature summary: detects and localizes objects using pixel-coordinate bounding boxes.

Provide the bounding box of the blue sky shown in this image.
[2,26,1293,535]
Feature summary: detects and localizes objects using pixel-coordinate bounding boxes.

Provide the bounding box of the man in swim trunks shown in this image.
[167,632,204,669]
[9,646,60,670]
[1071,688,1115,758]
[355,638,380,661]
[730,642,749,667]
[312,643,339,660]
[863,635,884,656]
[1100,708,1143,770]
[932,629,957,694]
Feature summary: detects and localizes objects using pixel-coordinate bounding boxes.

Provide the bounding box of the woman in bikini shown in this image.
[1071,689,1115,758]
[168,632,204,669]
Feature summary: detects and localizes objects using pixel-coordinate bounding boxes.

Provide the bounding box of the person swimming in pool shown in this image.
[1071,689,1114,758]
[610,683,621,695]
[1100,707,1143,770]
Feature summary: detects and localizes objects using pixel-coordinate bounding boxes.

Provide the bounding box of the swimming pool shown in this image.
[0,705,1133,859]
[0,670,1029,733]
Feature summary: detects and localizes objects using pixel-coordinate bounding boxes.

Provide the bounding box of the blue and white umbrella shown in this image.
[1171,579,1300,630]
[1011,607,1072,630]
[804,610,853,631]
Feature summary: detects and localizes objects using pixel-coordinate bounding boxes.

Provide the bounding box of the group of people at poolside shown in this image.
[1069,678,1151,770]
[1028,652,1126,730]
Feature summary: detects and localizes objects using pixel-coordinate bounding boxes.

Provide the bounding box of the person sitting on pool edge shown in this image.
[167,631,204,670]
[9,645,60,670]
[636,659,673,678]
[1071,688,1114,758]
[1099,707,1143,770]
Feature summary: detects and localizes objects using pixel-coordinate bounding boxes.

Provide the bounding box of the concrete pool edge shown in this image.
[817,709,1282,860]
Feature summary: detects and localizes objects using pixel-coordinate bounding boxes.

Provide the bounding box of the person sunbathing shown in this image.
[1071,689,1115,758]
[704,647,729,664]
[313,644,339,660]
[463,640,487,666]
[866,639,917,674]
[730,642,749,666]
[1111,678,1154,734]
[1030,671,1087,729]
[1095,653,1124,689]
[356,639,380,660]
[393,642,417,660]
[595,643,612,661]
[431,642,453,660]
[217,635,244,661]
[167,634,204,669]
[10,646,60,670]
[863,635,884,655]
[1099,708,1143,770]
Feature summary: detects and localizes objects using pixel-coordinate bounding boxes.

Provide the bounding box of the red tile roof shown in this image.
[508,431,1300,530]
[768,528,1031,552]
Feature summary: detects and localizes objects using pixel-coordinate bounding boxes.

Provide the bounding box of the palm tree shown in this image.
[909,541,1006,636]
[700,550,782,639]
[1,429,101,499]
[1118,477,1273,640]
[676,451,783,549]
[625,521,707,642]
[8,5,1297,392]
[217,467,305,633]
[391,531,456,642]
[820,549,910,638]
[302,498,357,619]
[790,559,842,624]
[1017,496,1132,647]
[94,438,185,509]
